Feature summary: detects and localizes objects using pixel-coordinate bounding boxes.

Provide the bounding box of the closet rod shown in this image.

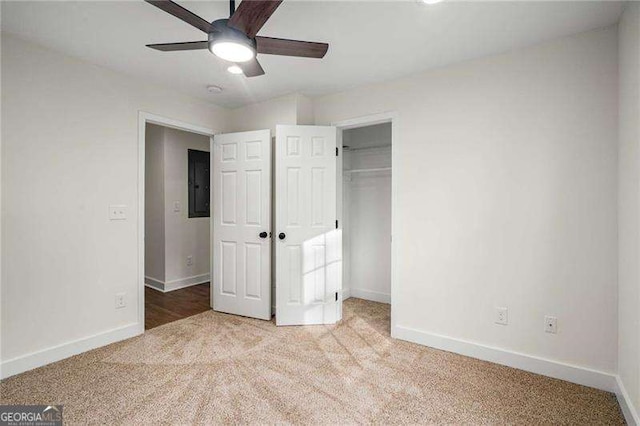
[345,167,392,174]
[343,144,391,151]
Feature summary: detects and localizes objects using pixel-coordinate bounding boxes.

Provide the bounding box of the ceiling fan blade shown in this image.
[228,0,283,38]
[146,41,209,51]
[256,36,328,58]
[145,1,214,33]
[238,58,265,77]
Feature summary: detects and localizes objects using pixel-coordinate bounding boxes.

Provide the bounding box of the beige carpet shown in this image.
[0,298,625,424]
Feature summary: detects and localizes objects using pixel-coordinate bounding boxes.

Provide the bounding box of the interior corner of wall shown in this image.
[294,93,315,126]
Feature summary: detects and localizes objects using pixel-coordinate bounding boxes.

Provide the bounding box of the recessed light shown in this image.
[227,65,243,75]
[207,85,223,93]
[420,0,443,4]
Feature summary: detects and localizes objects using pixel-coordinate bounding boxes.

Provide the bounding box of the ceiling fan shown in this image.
[144,0,329,77]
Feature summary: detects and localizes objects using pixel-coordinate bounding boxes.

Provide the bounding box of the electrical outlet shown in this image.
[545,315,557,334]
[109,205,127,220]
[174,201,181,212]
[115,293,126,309]
[495,307,508,325]
[186,256,193,266]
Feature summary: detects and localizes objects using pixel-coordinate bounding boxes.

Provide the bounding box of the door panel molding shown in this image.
[275,125,340,326]
[212,129,271,320]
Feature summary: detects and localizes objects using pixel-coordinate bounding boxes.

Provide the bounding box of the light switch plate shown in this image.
[109,205,127,220]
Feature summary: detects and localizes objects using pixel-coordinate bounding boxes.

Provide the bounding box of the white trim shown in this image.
[332,112,396,130]
[332,111,399,331]
[615,375,640,425]
[144,274,210,293]
[142,112,214,136]
[144,276,165,291]
[343,288,352,300]
[210,136,215,310]
[138,111,216,330]
[0,323,141,379]
[393,325,617,392]
[350,288,390,304]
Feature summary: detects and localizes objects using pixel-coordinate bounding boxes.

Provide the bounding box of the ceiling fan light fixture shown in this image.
[208,28,256,63]
[227,65,244,75]
[210,41,255,62]
[145,2,328,78]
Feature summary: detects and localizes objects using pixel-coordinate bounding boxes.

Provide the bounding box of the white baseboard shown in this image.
[615,375,640,425]
[0,323,142,380]
[144,273,210,293]
[393,325,617,393]
[351,288,390,304]
[343,288,352,300]
[144,276,164,291]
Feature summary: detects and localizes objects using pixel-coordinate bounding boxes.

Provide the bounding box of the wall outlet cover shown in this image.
[109,205,127,220]
[545,315,558,334]
[115,293,126,309]
[495,307,508,325]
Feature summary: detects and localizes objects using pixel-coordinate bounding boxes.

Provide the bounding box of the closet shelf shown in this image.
[345,167,391,174]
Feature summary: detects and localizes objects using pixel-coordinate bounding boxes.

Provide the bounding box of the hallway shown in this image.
[145,283,210,329]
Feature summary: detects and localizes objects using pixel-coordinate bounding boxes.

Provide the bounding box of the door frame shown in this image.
[137,111,216,332]
[331,111,399,333]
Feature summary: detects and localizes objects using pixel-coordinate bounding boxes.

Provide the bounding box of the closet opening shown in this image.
[337,115,395,332]
[138,113,216,331]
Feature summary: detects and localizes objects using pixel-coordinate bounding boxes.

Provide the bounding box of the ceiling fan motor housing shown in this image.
[208,19,257,55]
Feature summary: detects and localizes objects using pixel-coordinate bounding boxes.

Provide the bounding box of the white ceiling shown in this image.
[1,1,624,108]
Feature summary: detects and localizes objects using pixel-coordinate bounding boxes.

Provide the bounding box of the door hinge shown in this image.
[336,147,339,156]
[335,292,338,301]
[335,220,338,229]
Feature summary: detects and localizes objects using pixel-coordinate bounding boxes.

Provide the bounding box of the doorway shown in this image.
[139,113,216,330]
[334,113,397,331]
[342,123,392,302]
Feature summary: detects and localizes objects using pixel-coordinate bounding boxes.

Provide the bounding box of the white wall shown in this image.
[0,33,228,376]
[617,2,640,422]
[228,94,297,134]
[144,124,166,283]
[162,127,210,288]
[227,93,315,134]
[296,95,314,126]
[315,27,619,377]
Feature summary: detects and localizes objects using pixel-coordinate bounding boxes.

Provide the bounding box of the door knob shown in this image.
[278,233,286,240]
[259,231,268,239]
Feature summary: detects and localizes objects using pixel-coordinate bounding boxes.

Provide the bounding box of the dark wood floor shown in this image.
[145,283,211,330]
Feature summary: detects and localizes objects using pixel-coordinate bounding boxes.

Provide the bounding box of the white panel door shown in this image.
[212,130,271,320]
[275,125,340,326]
